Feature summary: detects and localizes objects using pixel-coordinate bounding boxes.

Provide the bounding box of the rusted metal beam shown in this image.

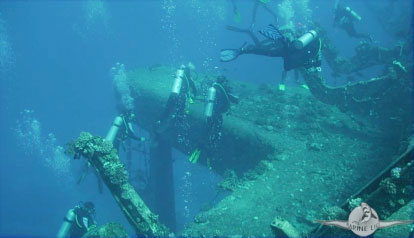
[67,132,170,237]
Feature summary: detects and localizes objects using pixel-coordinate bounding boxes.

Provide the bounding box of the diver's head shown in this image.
[187,62,195,71]
[83,201,96,215]
[216,75,227,84]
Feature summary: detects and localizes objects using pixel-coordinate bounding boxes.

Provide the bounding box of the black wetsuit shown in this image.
[199,81,238,162]
[69,208,95,237]
[227,26,321,70]
[241,38,286,57]
[206,82,231,148]
[156,70,195,137]
[283,37,322,71]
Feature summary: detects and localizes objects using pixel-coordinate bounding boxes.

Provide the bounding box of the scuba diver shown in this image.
[74,112,144,192]
[189,75,239,167]
[220,25,285,62]
[57,202,97,238]
[155,63,197,137]
[105,111,144,150]
[333,3,372,41]
[147,64,198,231]
[220,24,321,90]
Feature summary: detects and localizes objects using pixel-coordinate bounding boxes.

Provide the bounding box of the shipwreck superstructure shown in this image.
[66,9,413,237]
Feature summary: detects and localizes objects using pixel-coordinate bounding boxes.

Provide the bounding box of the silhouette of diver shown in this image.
[220,25,321,84]
[333,4,372,41]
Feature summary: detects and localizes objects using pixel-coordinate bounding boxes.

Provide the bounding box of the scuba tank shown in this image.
[345,6,362,21]
[105,116,124,143]
[57,209,76,238]
[158,65,188,126]
[204,86,217,118]
[293,30,318,50]
[171,66,185,94]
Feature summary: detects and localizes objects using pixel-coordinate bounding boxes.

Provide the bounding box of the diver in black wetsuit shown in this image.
[333,4,372,41]
[220,25,322,90]
[189,75,239,167]
[57,202,97,238]
[155,64,197,137]
[220,25,286,62]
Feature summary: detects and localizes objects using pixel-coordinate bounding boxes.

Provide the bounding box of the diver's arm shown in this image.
[230,0,237,13]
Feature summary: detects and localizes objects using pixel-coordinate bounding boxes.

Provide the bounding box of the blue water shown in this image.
[0,0,410,237]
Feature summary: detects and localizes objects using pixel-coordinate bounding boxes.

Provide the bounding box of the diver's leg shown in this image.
[226,25,261,46]
[250,0,260,29]
[230,0,237,13]
[295,69,309,89]
[220,41,284,62]
[294,69,300,85]
[242,39,285,56]
[230,0,242,23]
[261,1,278,24]
[220,37,285,62]
[344,23,371,41]
[354,32,373,42]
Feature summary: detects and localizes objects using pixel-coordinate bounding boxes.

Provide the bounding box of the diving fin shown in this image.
[220,49,241,62]
[189,149,201,163]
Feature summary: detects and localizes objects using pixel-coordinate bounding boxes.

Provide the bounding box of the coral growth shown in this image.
[67,132,129,185]
[68,132,113,156]
[348,197,362,210]
[83,223,128,238]
[321,206,347,220]
[380,178,397,195]
[217,169,239,191]
[391,167,402,179]
[270,216,300,238]
[67,132,170,236]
